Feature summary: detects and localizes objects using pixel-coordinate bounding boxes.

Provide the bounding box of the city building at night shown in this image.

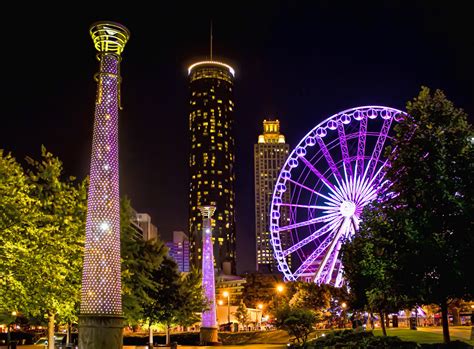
[254,120,291,273]
[188,60,236,274]
[130,209,158,241]
[166,230,190,273]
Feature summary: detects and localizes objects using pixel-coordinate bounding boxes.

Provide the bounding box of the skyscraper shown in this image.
[166,231,190,273]
[188,60,236,274]
[254,120,290,273]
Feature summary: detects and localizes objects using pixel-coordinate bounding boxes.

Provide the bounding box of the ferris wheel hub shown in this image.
[339,201,356,218]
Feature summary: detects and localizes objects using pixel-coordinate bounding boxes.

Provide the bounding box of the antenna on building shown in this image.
[210,20,213,61]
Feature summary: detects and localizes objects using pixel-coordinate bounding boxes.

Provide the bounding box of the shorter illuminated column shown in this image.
[199,205,219,344]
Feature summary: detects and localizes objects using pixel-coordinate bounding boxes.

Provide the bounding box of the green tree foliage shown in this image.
[341,87,474,342]
[142,257,205,345]
[242,273,283,308]
[120,197,168,326]
[0,150,39,312]
[341,204,410,336]
[385,87,473,342]
[174,268,207,328]
[0,147,87,349]
[233,301,250,327]
[275,307,318,344]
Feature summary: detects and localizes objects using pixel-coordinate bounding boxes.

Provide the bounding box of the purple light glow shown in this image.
[199,206,217,328]
[270,106,406,285]
[80,53,122,315]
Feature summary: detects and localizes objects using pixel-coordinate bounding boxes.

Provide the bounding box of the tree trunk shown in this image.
[66,322,70,345]
[48,313,55,349]
[369,313,375,330]
[149,323,153,348]
[385,312,390,328]
[441,300,450,343]
[452,307,460,326]
[380,310,387,336]
[166,324,170,345]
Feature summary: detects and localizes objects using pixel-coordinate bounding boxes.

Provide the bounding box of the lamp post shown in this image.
[275,284,285,313]
[341,302,347,328]
[257,304,263,330]
[223,291,230,324]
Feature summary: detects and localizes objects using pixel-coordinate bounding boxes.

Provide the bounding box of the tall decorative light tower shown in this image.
[79,21,130,349]
[199,205,219,344]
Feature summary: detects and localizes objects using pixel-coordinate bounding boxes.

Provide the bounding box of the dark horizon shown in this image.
[1,2,473,274]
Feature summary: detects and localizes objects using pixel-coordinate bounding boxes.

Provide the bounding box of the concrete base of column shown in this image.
[79,315,124,349]
[199,327,220,345]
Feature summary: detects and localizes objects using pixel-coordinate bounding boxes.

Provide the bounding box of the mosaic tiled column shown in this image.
[198,206,219,344]
[79,21,130,349]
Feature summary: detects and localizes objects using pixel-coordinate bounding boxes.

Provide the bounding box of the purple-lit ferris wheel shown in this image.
[270,106,406,285]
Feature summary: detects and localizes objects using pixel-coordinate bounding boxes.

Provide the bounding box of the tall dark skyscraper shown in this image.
[188,60,236,274]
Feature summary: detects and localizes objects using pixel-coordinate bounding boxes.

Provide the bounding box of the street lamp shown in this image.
[218,300,223,306]
[258,303,263,310]
[223,291,230,324]
[275,284,285,312]
[341,303,347,328]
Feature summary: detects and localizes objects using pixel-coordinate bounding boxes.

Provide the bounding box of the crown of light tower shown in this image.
[90,21,130,55]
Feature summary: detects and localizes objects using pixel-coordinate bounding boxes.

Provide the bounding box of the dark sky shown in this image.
[1,2,473,274]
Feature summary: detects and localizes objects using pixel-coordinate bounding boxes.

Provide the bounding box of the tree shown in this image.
[233,302,250,329]
[120,197,168,327]
[384,87,473,343]
[342,87,473,343]
[0,147,87,349]
[275,307,318,344]
[242,272,283,308]
[174,268,207,329]
[143,257,181,346]
[0,150,40,318]
[341,204,411,336]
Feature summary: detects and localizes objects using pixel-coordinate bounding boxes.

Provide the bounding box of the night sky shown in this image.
[1,2,472,274]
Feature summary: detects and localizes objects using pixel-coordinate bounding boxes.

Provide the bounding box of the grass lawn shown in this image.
[373,326,474,346]
[220,326,473,346]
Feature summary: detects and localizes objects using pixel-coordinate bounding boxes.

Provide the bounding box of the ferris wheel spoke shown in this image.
[334,263,344,287]
[356,114,368,177]
[316,136,343,182]
[278,203,338,211]
[286,178,340,205]
[300,156,345,201]
[313,218,349,283]
[276,211,341,232]
[323,240,342,284]
[293,227,339,279]
[282,217,343,257]
[357,160,387,205]
[367,117,393,180]
[338,122,353,178]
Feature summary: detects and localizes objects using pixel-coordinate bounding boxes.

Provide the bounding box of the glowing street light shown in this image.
[257,303,263,310]
[218,300,224,306]
[342,302,347,309]
[223,291,230,324]
[276,284,285,293]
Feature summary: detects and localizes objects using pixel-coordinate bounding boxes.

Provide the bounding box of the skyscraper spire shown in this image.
[210,20,213,61]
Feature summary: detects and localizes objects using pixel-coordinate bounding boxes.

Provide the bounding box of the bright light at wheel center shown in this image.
[340,201,356,217]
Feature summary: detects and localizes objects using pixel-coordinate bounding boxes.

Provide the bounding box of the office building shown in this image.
[188,60,236,273]
[254,120,291,272]
[166,231,191,273]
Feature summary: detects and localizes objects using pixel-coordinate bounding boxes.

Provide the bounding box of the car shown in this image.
[34,333,66,347]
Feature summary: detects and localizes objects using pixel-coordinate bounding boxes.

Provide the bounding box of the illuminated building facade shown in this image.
[79,21,129,349]
[254,120,291,272]
[166,231,190,273]
[188,61,236,274]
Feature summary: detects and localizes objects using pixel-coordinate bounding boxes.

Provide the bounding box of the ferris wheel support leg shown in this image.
[313,218,349,283]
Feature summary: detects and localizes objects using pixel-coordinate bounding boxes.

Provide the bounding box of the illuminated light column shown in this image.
[79,21,130,349]
[199,205,219,344]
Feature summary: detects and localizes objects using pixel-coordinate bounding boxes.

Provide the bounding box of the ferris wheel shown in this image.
[269,106,405,285]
